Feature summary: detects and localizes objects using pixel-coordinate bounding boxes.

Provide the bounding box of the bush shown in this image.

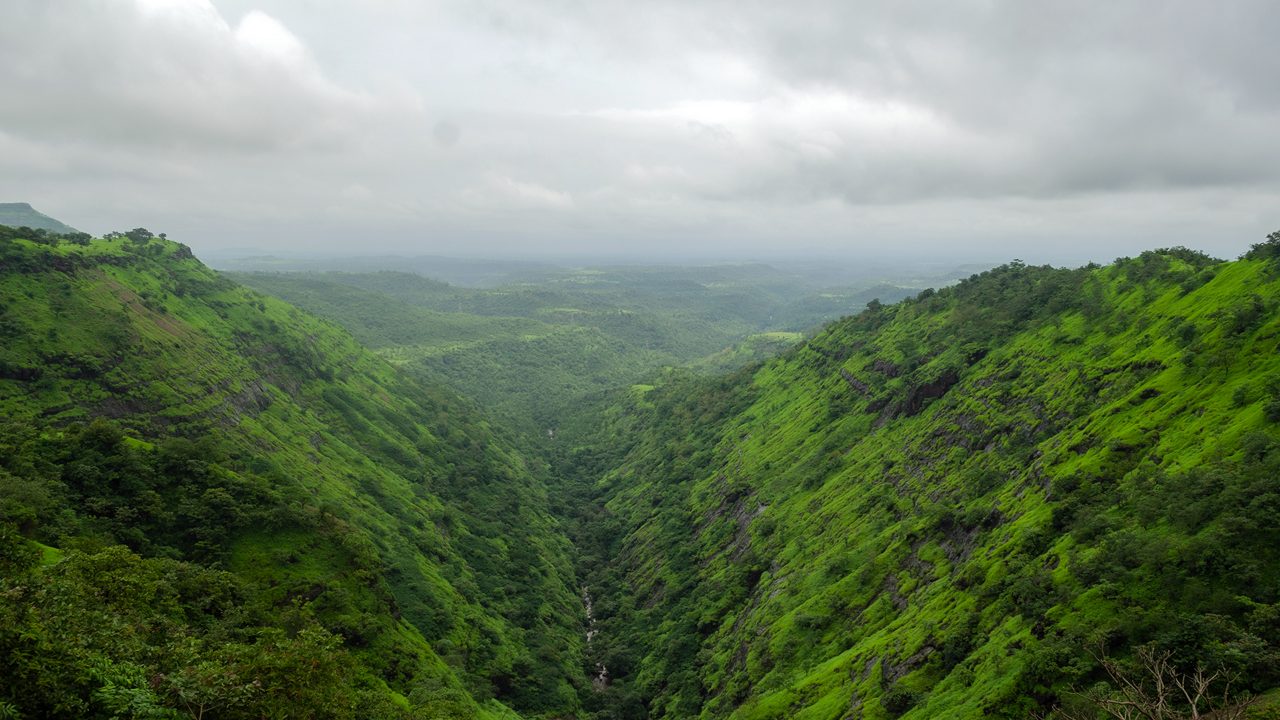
[0,522,39,576]
[1266,399,1280,423]
[881,684,922,716]
[1244,230,1280,261]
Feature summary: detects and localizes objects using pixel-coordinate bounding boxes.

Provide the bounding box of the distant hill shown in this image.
[0,202,79,234]
[210,253,560,287]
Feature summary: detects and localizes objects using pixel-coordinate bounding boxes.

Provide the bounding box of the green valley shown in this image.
[6,3,1274,718]
[3,223,1280,720]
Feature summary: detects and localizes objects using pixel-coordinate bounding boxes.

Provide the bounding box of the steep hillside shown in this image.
[0,228,585,718]
[561,244,1280,719]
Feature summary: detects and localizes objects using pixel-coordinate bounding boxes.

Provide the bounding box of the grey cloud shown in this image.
[0,0,1276,261]
[467,0,1280,197]
[0,0,396,152]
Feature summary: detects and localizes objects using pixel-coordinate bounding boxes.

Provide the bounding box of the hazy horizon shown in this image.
[3,1,1277,263]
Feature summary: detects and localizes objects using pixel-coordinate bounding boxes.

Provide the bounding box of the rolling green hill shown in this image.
[0,227,585,718]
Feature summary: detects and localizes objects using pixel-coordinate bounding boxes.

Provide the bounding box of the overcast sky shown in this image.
[1,0,1277,262]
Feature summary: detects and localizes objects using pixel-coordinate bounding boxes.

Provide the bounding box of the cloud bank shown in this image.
[1,0,1277,261]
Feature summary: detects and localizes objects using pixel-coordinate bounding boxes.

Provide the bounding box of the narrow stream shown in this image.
[582,586,609,691]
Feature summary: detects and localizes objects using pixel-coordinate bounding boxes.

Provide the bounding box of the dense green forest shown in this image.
[3,222,1280,718]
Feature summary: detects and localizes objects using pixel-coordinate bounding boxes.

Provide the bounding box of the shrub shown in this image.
[882,684,923,716]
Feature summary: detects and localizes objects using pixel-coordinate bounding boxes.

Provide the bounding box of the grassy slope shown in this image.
[570,250,1280,719]
[0,233,585,718]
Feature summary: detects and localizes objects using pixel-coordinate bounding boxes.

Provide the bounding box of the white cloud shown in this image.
[480,176,575,211]
[233,10,308,64]
[0,0,395,152]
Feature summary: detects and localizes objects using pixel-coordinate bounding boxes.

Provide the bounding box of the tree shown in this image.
[125,228,155,244]
[1043,646,1253,720]
[0,522,39,577]
[1244,230,1280,261]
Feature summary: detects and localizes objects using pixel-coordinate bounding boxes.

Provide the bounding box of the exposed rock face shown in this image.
[840,368,870,395]
[871,358,901,377]
[872,368,962,426]
[900,368,961,417]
